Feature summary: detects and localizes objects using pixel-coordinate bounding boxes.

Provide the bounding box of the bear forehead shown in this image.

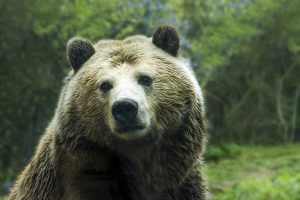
[95,35,150,48]
[92,35,169,66]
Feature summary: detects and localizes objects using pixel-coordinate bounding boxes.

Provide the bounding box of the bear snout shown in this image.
[111,99,149,135]
[112,99,138,123]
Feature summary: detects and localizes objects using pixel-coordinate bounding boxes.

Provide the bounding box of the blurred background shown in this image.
[0,0,299,199]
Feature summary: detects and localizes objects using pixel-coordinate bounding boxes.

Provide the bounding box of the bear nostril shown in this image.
[112,99,138,124]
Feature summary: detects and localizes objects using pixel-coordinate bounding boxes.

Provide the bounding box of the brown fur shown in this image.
[7,26,207,200]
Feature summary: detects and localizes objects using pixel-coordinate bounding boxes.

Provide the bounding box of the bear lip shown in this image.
[117,124,145,134]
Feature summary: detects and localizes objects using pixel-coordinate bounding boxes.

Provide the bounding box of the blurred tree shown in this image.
[182,0,300,144]
[1,0,300,195]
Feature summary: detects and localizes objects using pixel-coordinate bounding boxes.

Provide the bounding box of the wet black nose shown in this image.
[112,99,138,124]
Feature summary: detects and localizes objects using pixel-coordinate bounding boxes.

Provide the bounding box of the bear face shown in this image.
[61,25,203,152]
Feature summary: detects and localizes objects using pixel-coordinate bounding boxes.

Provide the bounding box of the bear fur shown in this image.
[7,25,207,200]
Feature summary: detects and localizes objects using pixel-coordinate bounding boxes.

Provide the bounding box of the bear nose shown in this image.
[112,99,138,124]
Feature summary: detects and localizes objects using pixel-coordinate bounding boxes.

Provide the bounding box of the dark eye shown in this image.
[100,81,113,93]
[138,75,153,86]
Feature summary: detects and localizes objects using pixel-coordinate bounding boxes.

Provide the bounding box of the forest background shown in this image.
[0,0,299,199]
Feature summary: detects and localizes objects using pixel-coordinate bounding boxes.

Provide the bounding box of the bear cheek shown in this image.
[107,112,117,133]
[95,97,113,132]
[138,106,151,129]
[75,86,107,131]
[153,95,185,131]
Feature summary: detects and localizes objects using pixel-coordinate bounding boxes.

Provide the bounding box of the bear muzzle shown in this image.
[112,99,138,123]
[112,99,146,133]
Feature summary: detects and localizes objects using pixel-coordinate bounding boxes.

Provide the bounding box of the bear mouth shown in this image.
[117,124,145,133]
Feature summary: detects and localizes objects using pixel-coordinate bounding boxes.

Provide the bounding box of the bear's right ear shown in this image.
[67,37,95,72]
[152,25,180,56]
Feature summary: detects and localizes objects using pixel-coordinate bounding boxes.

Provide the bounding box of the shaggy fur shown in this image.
[152,25,180,56]
[7,25,207,200]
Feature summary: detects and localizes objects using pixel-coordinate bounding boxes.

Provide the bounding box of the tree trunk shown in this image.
[290,86,300,142]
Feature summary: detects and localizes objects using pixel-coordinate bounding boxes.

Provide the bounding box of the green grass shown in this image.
[204,144,300,200]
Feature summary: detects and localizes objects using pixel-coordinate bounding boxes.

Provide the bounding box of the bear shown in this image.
[7,25,207,200]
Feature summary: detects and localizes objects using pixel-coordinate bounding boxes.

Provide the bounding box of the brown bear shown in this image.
[7,25,207,200]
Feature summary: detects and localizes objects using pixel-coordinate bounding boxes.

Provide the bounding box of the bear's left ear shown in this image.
[152,25,180,57]
[67,37,95,72]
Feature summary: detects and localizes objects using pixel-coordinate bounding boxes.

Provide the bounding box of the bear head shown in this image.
[56,25,204,153]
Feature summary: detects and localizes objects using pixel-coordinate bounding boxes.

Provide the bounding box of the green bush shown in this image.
[215,173,300,200]
[205,145,300,200]
[204,143,242,161]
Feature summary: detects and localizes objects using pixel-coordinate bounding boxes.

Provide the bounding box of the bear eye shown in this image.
[138,75,153,86]
[100,81,113,93]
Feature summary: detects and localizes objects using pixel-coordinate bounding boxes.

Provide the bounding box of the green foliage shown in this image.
[218,174,300,200]
[182,0,300,144]
[204,143,242,161]
[204,145,300,200]
[1,0,300,197]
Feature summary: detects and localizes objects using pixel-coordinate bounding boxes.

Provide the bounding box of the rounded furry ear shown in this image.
[67,37,95,72]
[152,25,180,56]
